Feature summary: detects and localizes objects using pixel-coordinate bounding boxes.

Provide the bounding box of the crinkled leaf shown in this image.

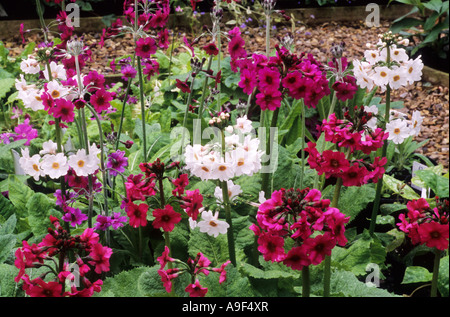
[438,255,449,297]
[401,266,433,284]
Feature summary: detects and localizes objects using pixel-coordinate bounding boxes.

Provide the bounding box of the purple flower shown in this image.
[110,212,127,230]
[120,64,137,81]
[94,215,112,231]
[13,119,38,145]
[62,206,88,227]
[93,212,127,231]
[0,132,14,145]
[107,150,128,176]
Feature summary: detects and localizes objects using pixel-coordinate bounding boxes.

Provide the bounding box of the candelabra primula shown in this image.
[157,246,231,297]
[250,187,349,270]
[14,216,112,297]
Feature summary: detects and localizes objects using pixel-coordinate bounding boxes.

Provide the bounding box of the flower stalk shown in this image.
[431,249,442,297]
[369,46,392,236]
[137,56,148,163]
[221,129,237,266]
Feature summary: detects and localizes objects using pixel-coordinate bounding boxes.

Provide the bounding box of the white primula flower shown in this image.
[68,148,98,176]
[211,160,235,182]
[44,61,67,81]
[20,57,40,75]
[40,140,60,157]
[214,180,242,204]
[388,66,408,90]
[41,153,69,179]
[197,210,229,238]
[19,153,44,181]
[386,119,411,144]
[364,50,381,64]
[228,147,258,176]
[235,115,253,134]
[372,66,391,88]
[46,80,70,100]
[17,81,44,111]
[409,110,423,136]
[389,47,409,63]
[404,56,423,85]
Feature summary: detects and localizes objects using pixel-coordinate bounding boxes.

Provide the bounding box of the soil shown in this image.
[2,17,449,171]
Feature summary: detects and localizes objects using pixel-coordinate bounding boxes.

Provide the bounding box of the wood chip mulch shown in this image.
[3,18,448,170]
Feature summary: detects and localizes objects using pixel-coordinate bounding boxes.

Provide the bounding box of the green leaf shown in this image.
[0,78,15,99]
[95,266,150,297]
[401,266,433,284]
[423,0,444,13]
[26,192,59,237]
[0,194,16,224]
[313,268,399,297]
[203,264,255,297]
[0,264,21,297]
[438,255,449,297]
[0,214,17,236]
[188,228,229,266]
[380,203,407,215]
[0,234,17,264]
[241,262,300,280]
[390,17,423,33]
[423,11,440,31]
[332,230,387,277]
[415,168,449,198]
[7,175,34,216]
[383,174,421,200]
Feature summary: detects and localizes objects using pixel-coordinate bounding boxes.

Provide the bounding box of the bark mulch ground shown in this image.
[3,18,448,171]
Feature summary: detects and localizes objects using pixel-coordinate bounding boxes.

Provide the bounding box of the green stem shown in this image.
[261,107,279,199]
[431,249,441,297]
[35,0,48,42]
[45,60,68,210]
[216,25,222,111]
[265,13,271,58]
[324,177,343,297]
[221,130,236,266]
[369,45,392,236]
[137,56,147,163]
[302,265,311,297]
[369,84,391,236]
[300,102,306,190]
[197,55,213,119]
[84,103,110,246]
[180,75,197,156]
[115,53,136,151]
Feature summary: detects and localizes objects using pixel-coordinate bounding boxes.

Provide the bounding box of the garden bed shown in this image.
[4,17,448,170]
[0,0,448,300]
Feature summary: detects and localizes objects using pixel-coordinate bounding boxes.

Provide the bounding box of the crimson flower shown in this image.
[53,98,75,122]
[88,243,113,274]
[126,201,149,228]
[90,89,113,113]
[255,88,282,111]
[203,42,219,56]
[136,37,157,59]
[153,205,182,232]
[176,79,191,93]
[185,279,208,297]
[228,35,247,60]
[180,189,203,220]
[418,222,449,250]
